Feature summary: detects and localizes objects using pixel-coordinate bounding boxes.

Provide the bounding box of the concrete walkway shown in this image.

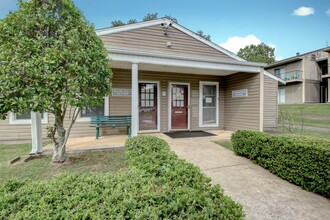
[155,131,330,220]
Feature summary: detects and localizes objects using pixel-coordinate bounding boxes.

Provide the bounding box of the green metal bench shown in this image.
[90,115,131,139]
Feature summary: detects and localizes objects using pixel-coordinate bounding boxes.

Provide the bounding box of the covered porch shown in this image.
[108,47,266,137]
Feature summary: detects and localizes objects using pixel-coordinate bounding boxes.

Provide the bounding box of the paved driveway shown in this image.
[154,131,330,220]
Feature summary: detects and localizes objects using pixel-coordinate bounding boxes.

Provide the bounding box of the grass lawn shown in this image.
[216,140,234,151]
[279,104,330,129]
[0,143,126,185]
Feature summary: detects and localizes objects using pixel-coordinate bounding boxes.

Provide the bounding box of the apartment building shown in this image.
[265,47,330,104]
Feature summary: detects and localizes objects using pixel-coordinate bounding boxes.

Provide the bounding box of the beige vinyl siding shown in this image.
[110,69,225,132]
[0,116,48,143]
[263,75,278,129]
[100,25,235,61]
[0,109,112,143]
[224,73,260,131]
[285,83,303,104]
[328,53,330,75]
[303,51,328,80]
[1,69,265,142]
[305,80,320,103]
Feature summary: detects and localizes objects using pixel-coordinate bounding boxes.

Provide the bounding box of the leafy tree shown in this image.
[127,19,137,24]
[110,14,213,42]
[164,15,178,23]
[111,20,125,27]
[0,0,112,163]
[237,43,275,64]
[143,13,158,21]
[196,30,211,41]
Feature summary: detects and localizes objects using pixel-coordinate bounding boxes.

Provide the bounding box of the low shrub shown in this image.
[0,136,244,219]
[231,130,330,197]
[125,136,244,219]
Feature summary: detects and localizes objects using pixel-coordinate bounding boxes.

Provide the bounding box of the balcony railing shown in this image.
[275,70,302,82]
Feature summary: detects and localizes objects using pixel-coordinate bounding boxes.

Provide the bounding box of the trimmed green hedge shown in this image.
[231,130,330,197]
[0,136,244,219]
[125,136,244,219]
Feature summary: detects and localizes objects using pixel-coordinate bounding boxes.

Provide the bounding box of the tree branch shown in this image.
[63,107,81,147]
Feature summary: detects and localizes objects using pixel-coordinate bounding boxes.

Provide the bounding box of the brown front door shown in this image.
[139,83,158,131]
[171,84,188,129]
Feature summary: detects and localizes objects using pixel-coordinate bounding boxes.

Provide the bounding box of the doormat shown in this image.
[164,131,216,139]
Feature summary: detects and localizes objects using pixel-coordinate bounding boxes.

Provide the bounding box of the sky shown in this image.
[1,0,330,60]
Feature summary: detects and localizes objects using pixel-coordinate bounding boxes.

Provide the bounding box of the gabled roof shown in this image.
[96,18,246,62]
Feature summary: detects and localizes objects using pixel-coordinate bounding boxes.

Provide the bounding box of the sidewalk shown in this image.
[155,132,330,220]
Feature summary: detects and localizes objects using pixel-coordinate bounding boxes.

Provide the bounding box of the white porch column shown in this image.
[104,95,110,116]
[131,63,139,136]
[259,69,264,132]
[30,112,43,154]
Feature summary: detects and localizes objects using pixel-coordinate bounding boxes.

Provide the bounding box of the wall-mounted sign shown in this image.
[112,88,132,97]
[232,89,248,98]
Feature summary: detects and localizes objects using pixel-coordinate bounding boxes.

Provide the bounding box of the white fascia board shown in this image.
[264,70,286,85]
[108,52,261,73]
[96,18,167,36]
[106,47,265,68]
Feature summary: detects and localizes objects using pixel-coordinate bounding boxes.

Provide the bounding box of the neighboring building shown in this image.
[0,18,283,143]
[266,47,330,104]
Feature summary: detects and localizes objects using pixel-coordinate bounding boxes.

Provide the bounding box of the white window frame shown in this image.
[138,81,160,133]
[168,82,191,131]
[9,112,48,125]
[199,81,219,127]
[278,88,286,104]
[77,96,110,122]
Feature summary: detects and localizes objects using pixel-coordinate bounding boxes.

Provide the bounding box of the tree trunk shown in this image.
[52,113,67,163]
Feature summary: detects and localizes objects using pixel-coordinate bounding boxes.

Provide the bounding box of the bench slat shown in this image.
[90,115,131,139]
